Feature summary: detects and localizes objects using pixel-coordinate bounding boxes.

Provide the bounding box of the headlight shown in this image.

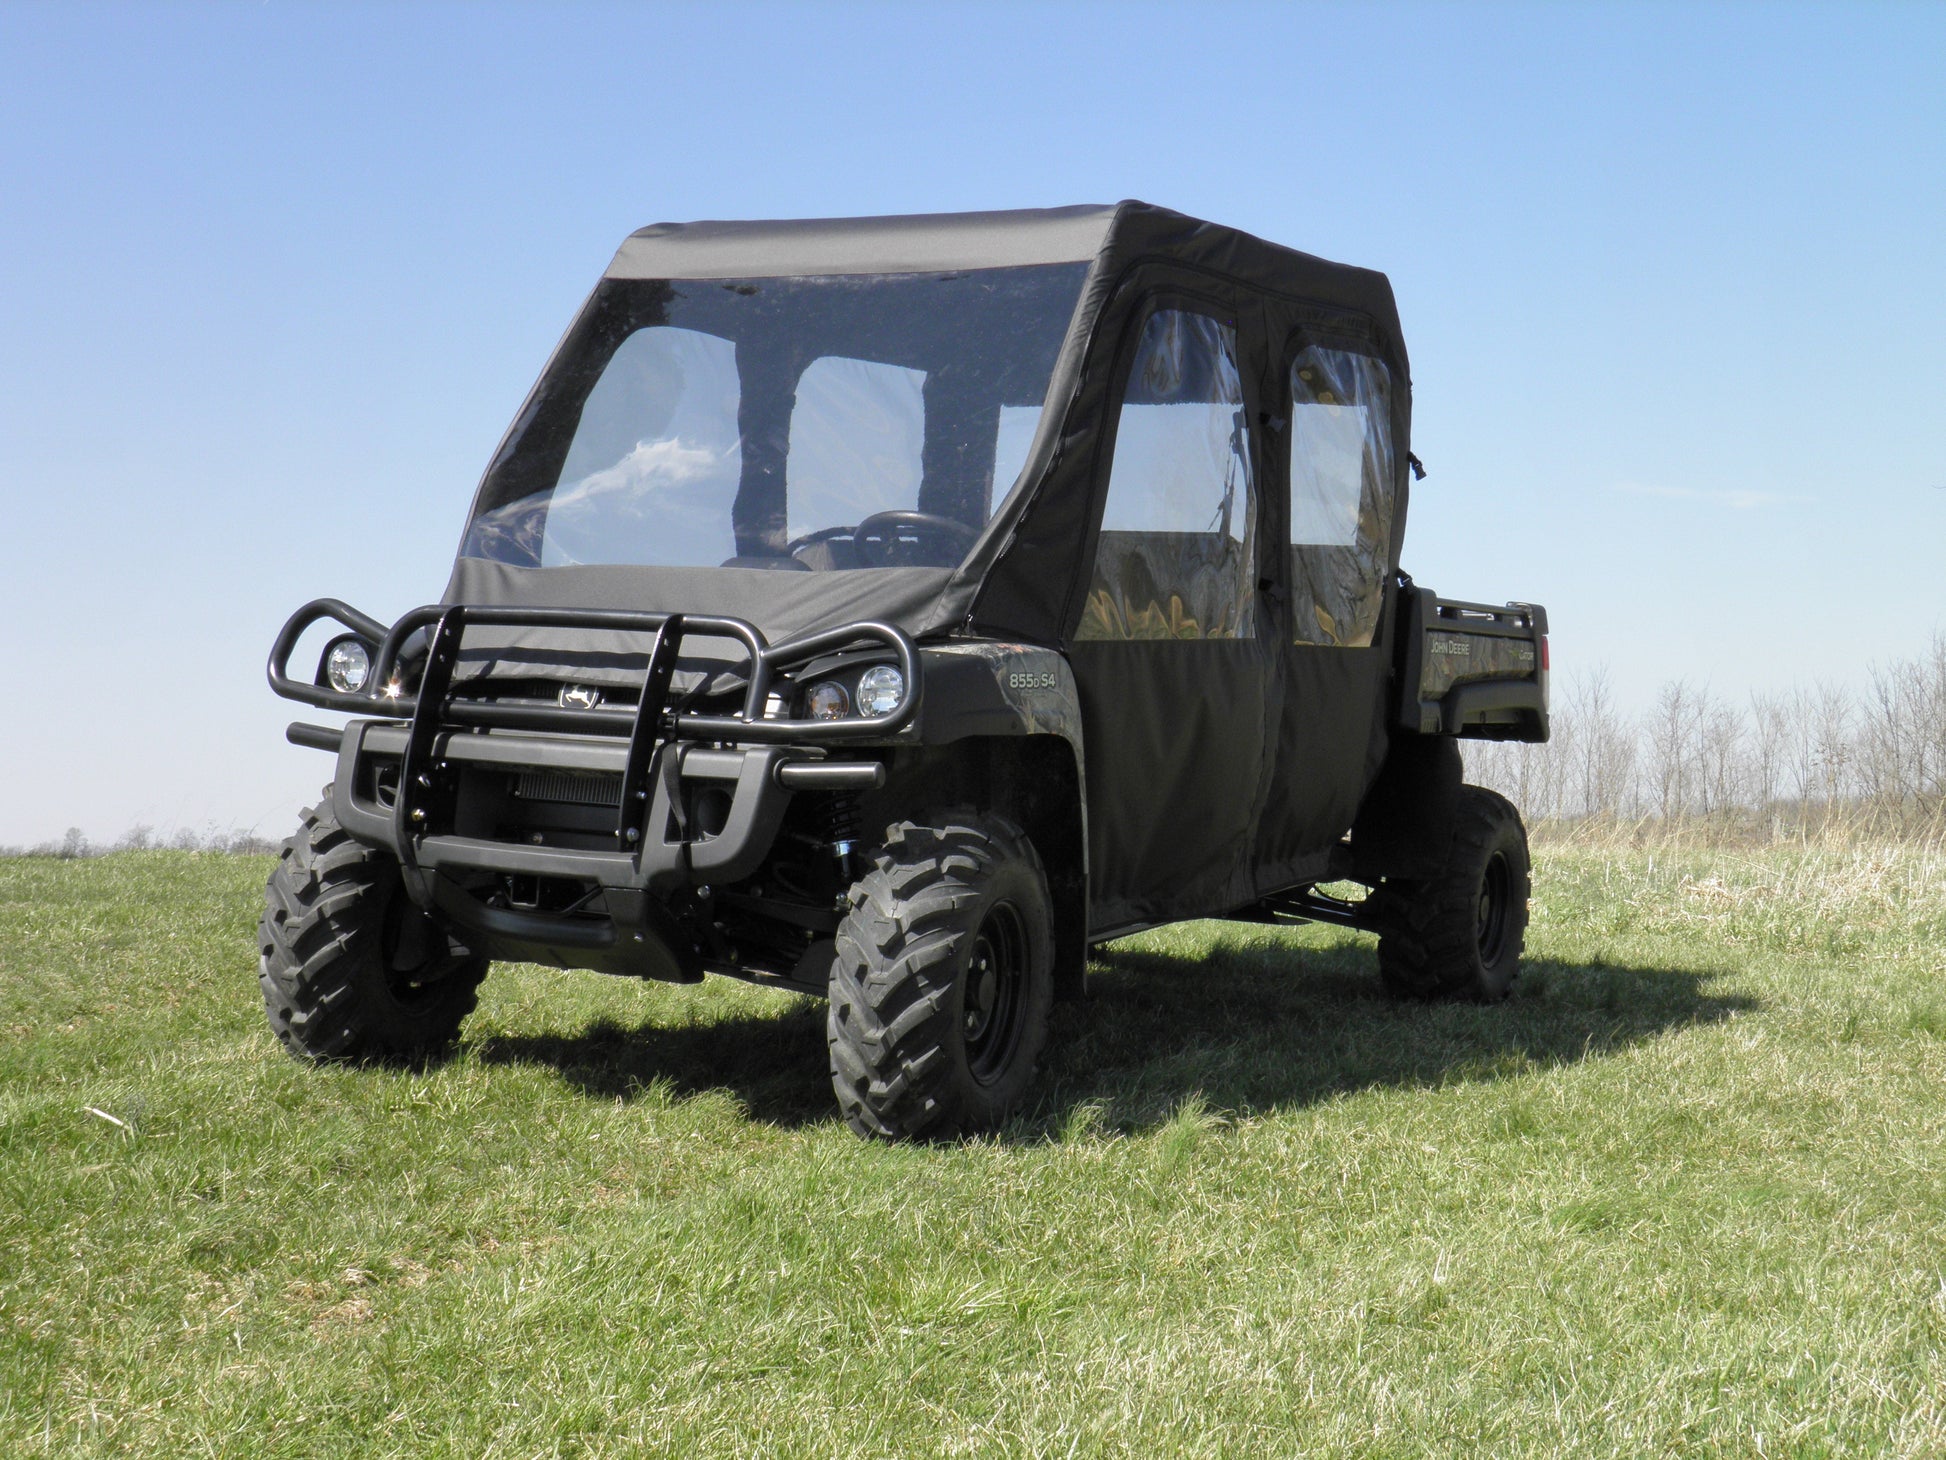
[857,664,905,717]
[324,637,372,694]
[805,681,851,720]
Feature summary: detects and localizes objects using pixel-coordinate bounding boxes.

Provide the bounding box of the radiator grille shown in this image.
[514,770,624,807]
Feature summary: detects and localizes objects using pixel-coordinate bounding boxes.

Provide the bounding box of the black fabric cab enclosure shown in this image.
[447,201,1414,932]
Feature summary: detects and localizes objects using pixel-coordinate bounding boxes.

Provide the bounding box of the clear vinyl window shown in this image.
[1287,346,1395,647]
[460,264,1088,572]
[505,325,744,569]
[784,356,927,546]
[1076,310,1255,641]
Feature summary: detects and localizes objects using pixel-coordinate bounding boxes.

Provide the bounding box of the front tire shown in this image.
[1372,784,1531,1002]
[827,812,1054,1140]
[258,796,487,1062]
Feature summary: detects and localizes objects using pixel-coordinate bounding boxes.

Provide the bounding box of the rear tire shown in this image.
[1371,785,1530,1002]
[827,812,1054,1140]
[258,796,487,1062]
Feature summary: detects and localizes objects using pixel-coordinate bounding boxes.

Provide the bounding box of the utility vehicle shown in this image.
[263,202,1550,1139]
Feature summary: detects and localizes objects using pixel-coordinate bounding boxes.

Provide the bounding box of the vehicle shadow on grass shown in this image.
[471,998,834,1127]
[1020,940,1758,1139]
[470,934,1759,1137]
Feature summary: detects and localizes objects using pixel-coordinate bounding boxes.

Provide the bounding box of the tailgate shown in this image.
[1397,587,1549,742]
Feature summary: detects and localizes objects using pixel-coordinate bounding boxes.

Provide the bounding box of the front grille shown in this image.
[514,770,624,808]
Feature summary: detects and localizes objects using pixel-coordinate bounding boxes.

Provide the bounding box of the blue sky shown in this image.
[0,0,1940,844]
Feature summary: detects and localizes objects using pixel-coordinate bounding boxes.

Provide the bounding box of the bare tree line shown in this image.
[9,638,1945,857]
[1466,634,1946,838]
[1,825,280,859]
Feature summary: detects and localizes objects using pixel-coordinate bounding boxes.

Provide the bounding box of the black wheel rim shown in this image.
[963,900,1029,1087]
[1477,851,1512,966]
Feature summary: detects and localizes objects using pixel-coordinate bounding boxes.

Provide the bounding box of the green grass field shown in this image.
[3,840,1943,1457]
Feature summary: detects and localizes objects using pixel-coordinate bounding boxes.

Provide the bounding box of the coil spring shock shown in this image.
[813,791,863,881]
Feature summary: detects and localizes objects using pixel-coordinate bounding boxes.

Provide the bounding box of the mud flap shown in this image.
[1348,733,1462,882]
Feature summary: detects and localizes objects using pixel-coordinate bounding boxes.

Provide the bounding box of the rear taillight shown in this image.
[1540,635,1550,672]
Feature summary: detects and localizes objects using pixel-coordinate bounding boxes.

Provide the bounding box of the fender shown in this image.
[913,642,1087,791]
[1348,732,1463,882]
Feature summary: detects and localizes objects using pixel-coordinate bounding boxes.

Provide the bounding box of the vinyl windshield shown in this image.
[462,264,1088,573]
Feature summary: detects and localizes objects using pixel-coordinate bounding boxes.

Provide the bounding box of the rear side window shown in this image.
[1076,310,1255,640]
[1287,346,1395,647]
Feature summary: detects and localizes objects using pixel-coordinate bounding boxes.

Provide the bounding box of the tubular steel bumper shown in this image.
[268,600,911,979]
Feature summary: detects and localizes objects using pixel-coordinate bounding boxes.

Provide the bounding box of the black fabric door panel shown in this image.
[1252,644,1388,887]
[1073,639,1272,930]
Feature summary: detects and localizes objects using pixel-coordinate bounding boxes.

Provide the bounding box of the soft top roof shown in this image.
[449,200,1411,663]
[606,204,1116,279]
[600,201,1402,348]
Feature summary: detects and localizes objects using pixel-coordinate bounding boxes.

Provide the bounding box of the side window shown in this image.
[1288,346,1395,647]
[1077,311,1255,641]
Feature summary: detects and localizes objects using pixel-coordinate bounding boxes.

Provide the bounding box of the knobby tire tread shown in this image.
[258,794,485,1062]
[1372,784,1529,1003]
[827,811,1049,1141]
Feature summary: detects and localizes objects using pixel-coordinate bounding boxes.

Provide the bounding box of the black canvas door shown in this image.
[1069,307,1274,930]
[1254,339,1404,884]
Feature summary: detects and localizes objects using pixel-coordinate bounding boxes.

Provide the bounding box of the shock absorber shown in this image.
[813,791,863,882]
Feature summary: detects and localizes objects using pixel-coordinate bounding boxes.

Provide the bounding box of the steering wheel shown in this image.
[851,511,980,567]
[784,525,858,559]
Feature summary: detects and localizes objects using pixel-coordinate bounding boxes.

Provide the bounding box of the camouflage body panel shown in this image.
[916,642,1085,760]
[1397,590,1549,743]
[910,639,1089,879]
[1419,629,1539,698]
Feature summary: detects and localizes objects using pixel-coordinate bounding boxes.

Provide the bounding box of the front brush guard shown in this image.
[267,600,914,979]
